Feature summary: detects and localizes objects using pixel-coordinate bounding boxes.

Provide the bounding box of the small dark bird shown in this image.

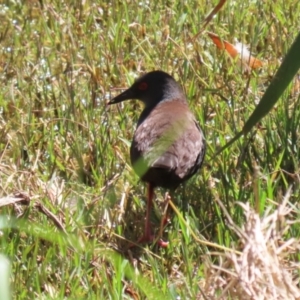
[109,70,205,246]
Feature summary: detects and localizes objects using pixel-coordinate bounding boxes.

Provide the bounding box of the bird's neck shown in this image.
[137,104,156,127]
[137,80,187,127]
[163,80,186,103]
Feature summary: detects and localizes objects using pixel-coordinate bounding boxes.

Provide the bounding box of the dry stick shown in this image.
[0,193,67,234]
[35,202,67,234]
[0,193,32,207]
[193,0,228,41]
[168,200,241,254]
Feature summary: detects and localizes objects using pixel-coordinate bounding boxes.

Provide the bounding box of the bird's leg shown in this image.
[135,183,168,247]
[134,182,154,245]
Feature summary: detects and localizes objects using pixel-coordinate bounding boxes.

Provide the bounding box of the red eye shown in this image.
[138,82,148,90]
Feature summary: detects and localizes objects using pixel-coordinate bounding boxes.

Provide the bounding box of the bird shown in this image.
[108,70,205,246]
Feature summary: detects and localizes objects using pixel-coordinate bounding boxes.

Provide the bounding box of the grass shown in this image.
[1,0,300,299]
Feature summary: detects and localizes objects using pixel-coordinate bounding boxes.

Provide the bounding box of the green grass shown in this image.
[1,0,300,299]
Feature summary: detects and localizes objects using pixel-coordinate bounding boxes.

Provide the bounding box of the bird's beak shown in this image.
[108,88,134,105]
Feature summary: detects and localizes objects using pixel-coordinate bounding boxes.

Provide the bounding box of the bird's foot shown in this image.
[137,234,169,248]
[128,234,168,248]
[157,238,169,248]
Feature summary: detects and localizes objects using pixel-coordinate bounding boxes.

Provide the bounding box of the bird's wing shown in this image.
[131,100,204,176]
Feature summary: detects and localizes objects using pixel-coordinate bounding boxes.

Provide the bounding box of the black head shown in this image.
[108,70,185,107]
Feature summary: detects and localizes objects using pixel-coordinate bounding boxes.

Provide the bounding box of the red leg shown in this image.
[134,183,168,247]
[135,182,154,244]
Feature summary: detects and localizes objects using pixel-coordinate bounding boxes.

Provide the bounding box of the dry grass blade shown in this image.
[204,187,300,299]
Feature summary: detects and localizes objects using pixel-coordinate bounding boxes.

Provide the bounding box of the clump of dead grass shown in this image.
[204,188,300,300]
